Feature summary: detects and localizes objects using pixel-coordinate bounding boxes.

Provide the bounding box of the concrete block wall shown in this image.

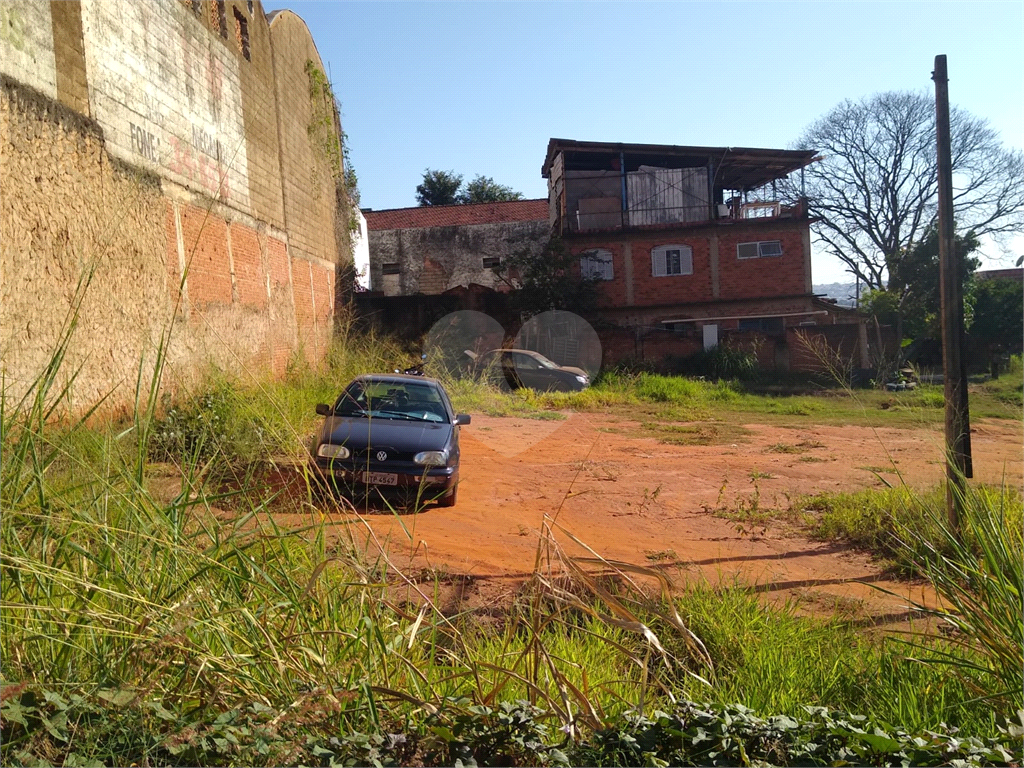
[0,1,352,410]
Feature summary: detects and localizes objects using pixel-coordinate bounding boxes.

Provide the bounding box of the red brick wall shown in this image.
[312,262,334,330]
[179,204,232,309]
[292,259,313,338]
[268,237,289,286]
[598,325,703,368]
[569,221,810,311]
[629,236,714,306]
[717,227,807,300]
[568,242,628,307]
[229,223,267,309]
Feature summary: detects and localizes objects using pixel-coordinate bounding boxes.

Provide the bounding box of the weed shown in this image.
[644,549,678,563]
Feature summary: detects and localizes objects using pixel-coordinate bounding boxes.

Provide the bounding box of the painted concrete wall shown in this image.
[0,0,350,410]
[0,2,57,99]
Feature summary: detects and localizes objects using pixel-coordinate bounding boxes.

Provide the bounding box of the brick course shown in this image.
[180,204,232,308]
[229,222,267,309]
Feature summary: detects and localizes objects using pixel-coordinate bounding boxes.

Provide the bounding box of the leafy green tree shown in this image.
[416,169,463,206]
[970,276,1023,353]
[415,169,523,206]
[861,226,980,341]
[459,175,524,204]
[496,237,601,318]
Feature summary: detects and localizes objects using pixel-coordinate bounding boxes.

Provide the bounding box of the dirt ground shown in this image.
[307,412,1021,625]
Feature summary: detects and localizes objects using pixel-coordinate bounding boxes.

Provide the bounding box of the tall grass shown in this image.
[2,330,711,763]
[801,485,1023,573]
[3,322,1020,763]
[883,480,1024,717]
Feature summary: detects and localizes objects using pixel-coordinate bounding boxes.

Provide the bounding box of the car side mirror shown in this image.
[455,413,471,425]
[315,403,331,416]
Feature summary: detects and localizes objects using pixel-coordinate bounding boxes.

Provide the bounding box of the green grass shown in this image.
[797,484,1023,572]
[436,367,1020,432]
[670,583,1001,736]
[3,329,1021,764]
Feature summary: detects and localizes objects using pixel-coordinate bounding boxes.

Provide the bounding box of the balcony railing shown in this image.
[560,198,806,234]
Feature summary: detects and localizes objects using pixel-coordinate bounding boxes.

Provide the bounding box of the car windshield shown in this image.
[334,380,448,422]
[532,354,559,369]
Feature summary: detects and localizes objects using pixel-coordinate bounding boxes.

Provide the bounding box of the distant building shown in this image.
[365,199,549,296]
[975,268,1024,283]
[360,138,886,373]
[352,210,371,290]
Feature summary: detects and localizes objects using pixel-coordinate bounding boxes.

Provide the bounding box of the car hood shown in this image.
[318,416,453,452]
[557,366,588,379]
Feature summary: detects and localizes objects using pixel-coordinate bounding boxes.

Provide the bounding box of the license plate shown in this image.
[361,471,398,486]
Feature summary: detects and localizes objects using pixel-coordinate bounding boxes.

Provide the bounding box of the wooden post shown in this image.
[932,54,973,532]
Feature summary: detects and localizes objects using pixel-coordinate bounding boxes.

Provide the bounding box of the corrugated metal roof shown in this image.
[365,199,549,231]
[542,138,817,192]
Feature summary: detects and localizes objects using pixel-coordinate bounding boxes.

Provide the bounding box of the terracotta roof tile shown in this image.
[365,199,548,231]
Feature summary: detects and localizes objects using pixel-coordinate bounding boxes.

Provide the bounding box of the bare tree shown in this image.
[790,91,1024,291]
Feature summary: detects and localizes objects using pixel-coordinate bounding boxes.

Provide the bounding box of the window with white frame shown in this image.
[737,240,783,259]
[579,249,614,281]
[651,244,693,276]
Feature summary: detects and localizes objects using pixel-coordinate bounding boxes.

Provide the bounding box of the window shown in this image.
[580,249,614,281]
[211,0,227,37]
[737,240,783,259]
[233,8,250,61]
[381,263,401,275]
[651,244,693,277]
[482,256,501,269]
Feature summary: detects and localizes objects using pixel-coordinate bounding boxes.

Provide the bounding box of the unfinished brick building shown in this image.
[0,1,352,408]
[542,139,872,370]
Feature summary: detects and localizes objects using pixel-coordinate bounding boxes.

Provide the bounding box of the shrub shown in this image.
[667,346,758,381]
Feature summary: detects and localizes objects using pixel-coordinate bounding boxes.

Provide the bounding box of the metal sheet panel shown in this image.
[627,166,709,226]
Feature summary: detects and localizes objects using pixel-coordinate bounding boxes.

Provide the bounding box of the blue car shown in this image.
[313,374,470,507]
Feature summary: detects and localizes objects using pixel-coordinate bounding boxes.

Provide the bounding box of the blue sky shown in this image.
[266,1,1024,283]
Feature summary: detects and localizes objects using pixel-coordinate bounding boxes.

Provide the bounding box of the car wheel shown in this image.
[436,484,458,508]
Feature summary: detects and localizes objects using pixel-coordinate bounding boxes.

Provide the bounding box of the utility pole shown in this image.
[932,54,973,532]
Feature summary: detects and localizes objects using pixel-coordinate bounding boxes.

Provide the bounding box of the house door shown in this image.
[702,324,719,351]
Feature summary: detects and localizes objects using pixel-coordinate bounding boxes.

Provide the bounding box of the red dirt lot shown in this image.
[324,412,1021,624]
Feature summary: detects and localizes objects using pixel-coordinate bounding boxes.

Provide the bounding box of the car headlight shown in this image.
[317,443,350,459]
[414,450,449,466]
[575,375,588,384]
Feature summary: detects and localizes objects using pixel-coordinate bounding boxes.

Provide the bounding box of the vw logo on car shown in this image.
[376,450,388,462]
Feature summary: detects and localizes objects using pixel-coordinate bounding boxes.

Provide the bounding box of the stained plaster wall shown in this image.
[0,0,348,411]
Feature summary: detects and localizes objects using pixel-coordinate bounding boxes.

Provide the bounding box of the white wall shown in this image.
[352,209,370,289]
